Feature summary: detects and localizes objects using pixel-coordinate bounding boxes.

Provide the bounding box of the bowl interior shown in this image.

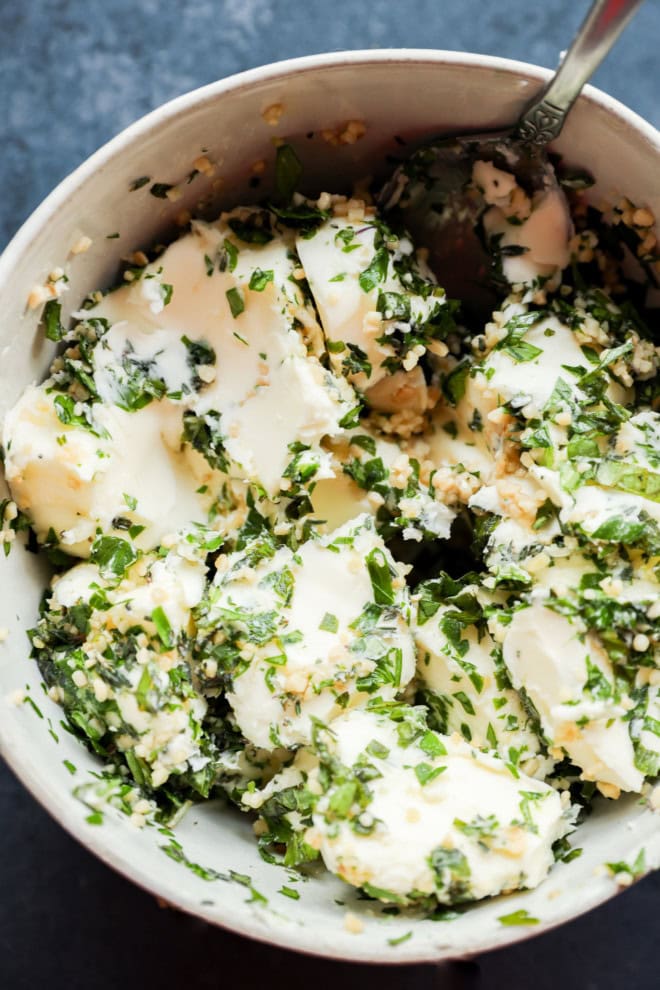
[1,50,659,963]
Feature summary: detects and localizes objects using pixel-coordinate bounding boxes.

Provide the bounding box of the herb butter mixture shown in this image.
[2,147,659,912]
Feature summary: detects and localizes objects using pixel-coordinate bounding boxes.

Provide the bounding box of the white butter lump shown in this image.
[525,410,660,537]
[561,410,660,533]
[45,549,211,788]
[296,211,449,400]
[3,207,360,554]
[364,366,433,414]
[90,323,199,407]
[294,217,389,388]
[1,384,214,557]
[309,707,568,903]
[202,514,415,749]
[474,312,587,414]
[414,582,551,778]
[312,425,455,541]
[92,210,357,498]
[474,160,572,285]
[503,603,643,793]
[526,546,660,604]
[309,469,375,532]
[561,485,660,537]
[468,473,550,529]
[51,548,206,633]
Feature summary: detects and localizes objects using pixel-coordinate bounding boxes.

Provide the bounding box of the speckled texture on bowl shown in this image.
[0,50,659,963]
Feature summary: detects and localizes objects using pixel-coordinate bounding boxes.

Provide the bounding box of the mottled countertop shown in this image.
[1,1,659,988]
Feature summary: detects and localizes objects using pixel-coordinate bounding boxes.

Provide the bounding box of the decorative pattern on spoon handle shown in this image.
[515,101,566,145]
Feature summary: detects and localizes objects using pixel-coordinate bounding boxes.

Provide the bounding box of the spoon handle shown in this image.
[516,0,646,146]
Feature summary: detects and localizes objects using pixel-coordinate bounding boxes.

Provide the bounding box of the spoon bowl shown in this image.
[379,133,555,324]
[378,0,645,325]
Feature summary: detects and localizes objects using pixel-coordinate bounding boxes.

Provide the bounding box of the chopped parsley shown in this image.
[226,287,245,318]
[498,909,540,926]
[43,300,65,342]
[275,143,303,204]
[150,182,174,198]
[248,268,274,292]
[319,612,339,634]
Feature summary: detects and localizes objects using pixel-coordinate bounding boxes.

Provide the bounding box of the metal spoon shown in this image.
[380,0,646,326]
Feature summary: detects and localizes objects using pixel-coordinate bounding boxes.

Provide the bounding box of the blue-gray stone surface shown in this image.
[1,2,659,988]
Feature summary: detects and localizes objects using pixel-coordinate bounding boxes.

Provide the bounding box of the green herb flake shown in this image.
[428,847,471,902]
[89,535,138,580]
[532,498,557,531]
[328,780,357,817]
[377,290,411,321]
[443,361,470,405]
[595,460,660,504]
[453,691,475,716]
[23,695,43,719]
[498,909,540,927]
[319,612,339,634]
[227,219,273,245]
[161,840,224,881]
[359,247,389,293]
[222,239,239,271]
[365,547,395,605]
[454,814,499,845]
[275,143,303,203]
[342,342,372,379]
[182,410,230,473]
[366,739,390,759]
[495,311,546,363]
[419,731,447,758]
[226,287,245,318]
[129,176,150,191]
[606,848,646,881]
[43,300,65,342]
[151,605,174,648]
[387,931,413,947]
[362,883,408,906]
[150,182,173,198]
[591,516,646,543]
[279,885,300,900]
[248,268,275,292]
[52,394,106,438]
[414,762,447,786]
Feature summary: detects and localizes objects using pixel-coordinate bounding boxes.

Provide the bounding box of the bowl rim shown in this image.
[2,47,659,270]
[1,48,658,964]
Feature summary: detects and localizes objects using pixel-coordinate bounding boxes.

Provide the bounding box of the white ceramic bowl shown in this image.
[1,50,659,964]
